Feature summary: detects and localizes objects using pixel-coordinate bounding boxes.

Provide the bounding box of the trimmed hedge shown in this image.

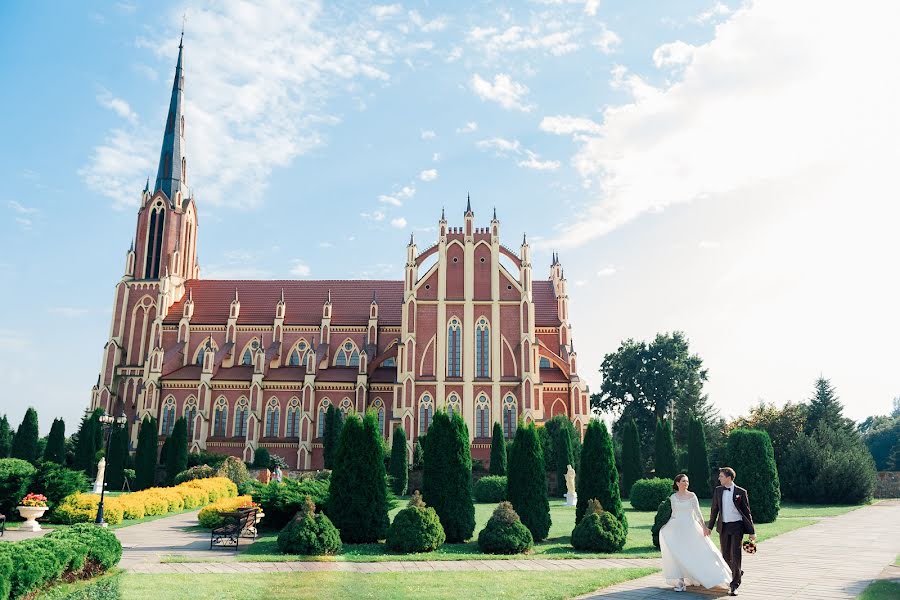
[385,492,446,553]
[0,458,36,517]
[477,502,533,554]
[620,418,642,498]
[629,478,673,511]
[489,423,507,476]
[473,475,507,503]
[654,419,677,480]
[571,498,626,552]
[31,463,89,510]
[276,496,341,555]
[174,464,216,485]
[726,428,780,523]
[244,478,330,530]
[650,497,673,549]
[197,495,255,529]
[389,427,408,496]
[422,411,475,543]
[506,423,551,541]
[576,421,627,533]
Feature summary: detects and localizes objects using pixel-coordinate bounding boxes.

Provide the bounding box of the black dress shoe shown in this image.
[729,592,738,597]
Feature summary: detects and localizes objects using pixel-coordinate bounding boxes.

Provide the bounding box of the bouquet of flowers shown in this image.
[742,539,757,554]
[20,493,48,507]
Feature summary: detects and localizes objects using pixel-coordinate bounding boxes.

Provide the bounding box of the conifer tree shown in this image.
[555,425,575,497]
[489,422,507,476]
[507,422,551,541]
[11,407,40,464]
[134,416,158,490]
[576,420,627,532]
[422,411,475,542]
[106,423,129,491]
[323,405,342,470]
[687,416,712,498]
[165,417,188,485]
[43,418,66,464]
[389,426,409,496]
[327,412,390,543]
[74,409,103,475]
[805,377,849,433]
[654,418,677,480]
[726,428,780,523]
[0,415,11,458]
[620,417,642,498]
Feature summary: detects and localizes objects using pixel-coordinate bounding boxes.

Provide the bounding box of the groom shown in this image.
[707,467,756,596]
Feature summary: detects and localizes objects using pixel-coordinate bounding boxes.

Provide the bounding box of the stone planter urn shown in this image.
[16,505,49,532]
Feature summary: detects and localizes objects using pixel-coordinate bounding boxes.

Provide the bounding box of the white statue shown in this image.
[564,464,577,507]
[92,457,106,494]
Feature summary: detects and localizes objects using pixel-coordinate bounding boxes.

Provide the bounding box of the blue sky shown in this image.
[1,0,898,434]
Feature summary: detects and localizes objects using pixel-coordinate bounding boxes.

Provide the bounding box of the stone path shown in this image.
[577,500,900,599]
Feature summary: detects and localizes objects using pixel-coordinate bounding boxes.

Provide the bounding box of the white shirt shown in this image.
[722,486,742,523]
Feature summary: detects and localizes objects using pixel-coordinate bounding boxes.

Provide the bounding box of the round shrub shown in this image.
[276,496,342,555]
[477,502,533,555]
[0,546,11,600]
[386,492,446,553]
[0,458,36,516]
[726,428,780,523]
[571,499,626,552]
[47,522,123,570]
[650,497,673,549]
[629,478,673,511]
[215,456,251,485]
[473,476,507,503]
[175,464,216,484]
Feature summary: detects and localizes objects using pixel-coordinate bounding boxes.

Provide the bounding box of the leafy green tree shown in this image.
[805,377,852,434]
[687,416,712,498]
[134,416,158,490]
[389,426,408,496]
[726,428,780,522]
[576,420,627,532]
[489,423,507,476]
[11,407,40,464]
[165,417,188,485]
[654,419,677,479]
[43,418,66,464]
[619,418,642,497]
[554,425,575,497]
[323,405,343,470]
[507,422,551,541]
[0,415,11,458]
[327,411,390,543]
[106,423,129,490]
[422,411,475,543]
[728,401,807,475]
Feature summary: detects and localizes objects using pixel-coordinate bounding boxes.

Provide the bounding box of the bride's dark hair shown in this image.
[672,473,688,491]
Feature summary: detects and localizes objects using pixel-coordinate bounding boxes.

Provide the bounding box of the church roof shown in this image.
[533,281,562,326]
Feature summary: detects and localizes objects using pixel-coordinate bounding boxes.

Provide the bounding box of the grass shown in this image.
[121,568,658,600]
[858,580,900,600]
[167,497,857,563]
[34,570,124,599]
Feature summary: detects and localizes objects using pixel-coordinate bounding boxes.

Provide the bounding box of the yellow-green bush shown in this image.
[183,477,236,503]
[176,484,208,508]
[53,493,124,525]
[197,495,255,529]
[116,495,146,520]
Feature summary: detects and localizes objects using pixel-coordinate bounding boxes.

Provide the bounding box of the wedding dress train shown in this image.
[660,493,732,589]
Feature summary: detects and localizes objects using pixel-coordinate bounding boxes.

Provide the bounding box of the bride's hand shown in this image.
[703,527,711,537]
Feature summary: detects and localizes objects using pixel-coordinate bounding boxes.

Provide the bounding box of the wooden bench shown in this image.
[209,508,259,549]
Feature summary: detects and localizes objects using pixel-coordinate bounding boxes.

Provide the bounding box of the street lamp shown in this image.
[95,411,128,527]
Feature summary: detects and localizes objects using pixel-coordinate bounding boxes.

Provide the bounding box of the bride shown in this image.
[659,474,732,592]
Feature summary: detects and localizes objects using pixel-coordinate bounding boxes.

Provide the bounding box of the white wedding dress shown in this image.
[660,493,732,589]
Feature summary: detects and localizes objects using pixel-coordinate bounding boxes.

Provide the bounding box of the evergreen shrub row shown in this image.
[473,475,506,503]
[243,478,330,529]
[629,478,673,511]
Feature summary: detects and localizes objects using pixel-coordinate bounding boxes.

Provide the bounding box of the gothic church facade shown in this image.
[89,40,590,468]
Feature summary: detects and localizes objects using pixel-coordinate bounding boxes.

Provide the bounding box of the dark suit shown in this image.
[708,485,755,591]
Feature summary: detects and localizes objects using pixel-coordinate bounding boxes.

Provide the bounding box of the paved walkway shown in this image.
[578,500,900,599]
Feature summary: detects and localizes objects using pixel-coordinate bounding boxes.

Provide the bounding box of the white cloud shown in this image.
[390,217,407,228]
[597,266,617,277]
[476,137,521,154]
[698,240,721,249]
[584,0,600,16]
[78,129,154,209]
[409,11,449,32]
[379,194,402,207]
[470,74,534,112]
[420,130,436,140]
[371,4,403,19]
[446,46,463,62]
[8,200,37,215]
[467,24,580,58]
[518,151,560,171]
[318,241,333,248]
[432,152,440,161]
[652,40,695,68]
[361,210,386,221]
[456,121,478,134]
[477,139,559,172]
[540,115,603,135]
[419,169,438,181]
[14,218,32,231]
[694,2,732,23]
[97,89,138,123]
[289,259,311,277]
[593,24,621,54]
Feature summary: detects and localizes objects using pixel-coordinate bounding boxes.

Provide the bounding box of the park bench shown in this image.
[209,507,259,549]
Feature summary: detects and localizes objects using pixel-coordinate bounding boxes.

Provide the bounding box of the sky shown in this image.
[0,0,898,435]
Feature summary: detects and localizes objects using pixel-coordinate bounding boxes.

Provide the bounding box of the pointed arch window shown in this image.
[419,394,434,434]
[503,395,517,439]
[334,341,360,367]
[447,318,461,377]
[372,398,385,436]
[446,393,461,418]
[339,397,353,417]
[317,399,332,437]
[241,340,260,366]
[475,317,490,378]
[475,394,490,438]
[161,398,176,435]
[288,340,309,367]
[234,398,248,437]
[265,398,280,438]
[196,338,216,366]
[184,398,197,439]
[285,398,301,438]
[144,203,165,279]
[213,397,228,437]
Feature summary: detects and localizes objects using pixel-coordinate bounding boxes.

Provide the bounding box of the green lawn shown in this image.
[215,498,859,563]
[121,568,657,600]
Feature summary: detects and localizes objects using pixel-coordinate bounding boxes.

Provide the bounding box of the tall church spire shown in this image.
[154,34,187,203]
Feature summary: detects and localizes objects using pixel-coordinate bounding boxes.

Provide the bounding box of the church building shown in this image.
[89,39,590,469]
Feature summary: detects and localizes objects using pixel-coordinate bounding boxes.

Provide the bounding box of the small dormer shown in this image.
[358,349,368,374]
[254,336,266,374]
[230,289,241,319]
[464,195,474,238]
[183,288,194,319]
[439,207,447,239]
[491,206,499,239]
[322,289,332,320]
[201,340,216,374]
[124,240,136,278]
[276,288,285,320]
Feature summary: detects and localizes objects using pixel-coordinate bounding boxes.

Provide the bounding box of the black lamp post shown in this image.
[95,411,128,527]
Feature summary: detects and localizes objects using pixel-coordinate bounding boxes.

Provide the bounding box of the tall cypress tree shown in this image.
[166,417,188,485]
[134,416,158,490]
[328,412,390,543]
[576,420,627,532]
[323,405,342,470]
[106,424,129,491]
[507,423,551,541]
[555,425,575,497]
[726,428,780,523]
[11,407,40,464]
[43,418,66,464]
[687,416,712,498]
[654,418,677,479]
[620,418,642,498]
[389,426,409,496]
[0,415,12,458]
[422,411,475,542]
[489,422,507,476]
[74,409,103,476]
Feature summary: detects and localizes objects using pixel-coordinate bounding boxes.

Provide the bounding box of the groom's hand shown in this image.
[749,534,757,541]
